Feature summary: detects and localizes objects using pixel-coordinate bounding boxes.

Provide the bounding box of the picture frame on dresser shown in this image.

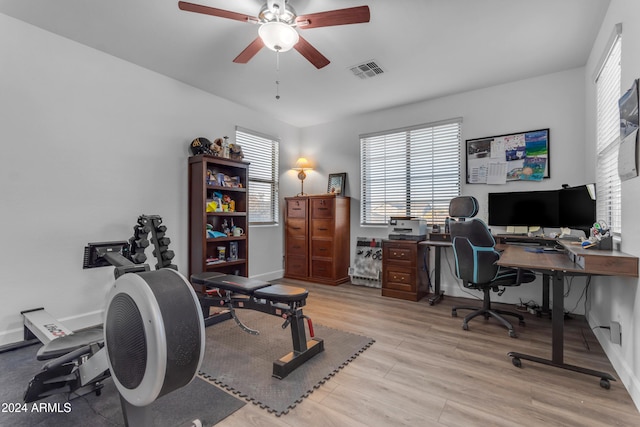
[327,173,346,195]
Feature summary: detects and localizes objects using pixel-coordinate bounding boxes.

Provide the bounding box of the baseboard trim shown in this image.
[250,269,284,282]
[587,311,640,412]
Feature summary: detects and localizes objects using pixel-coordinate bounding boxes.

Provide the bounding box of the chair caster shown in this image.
[451,309,457,317]
[508,330,517,338]
[600,378,611,389]
[519,319,526,326]
[462,323,468,331]
[511,357,522,368]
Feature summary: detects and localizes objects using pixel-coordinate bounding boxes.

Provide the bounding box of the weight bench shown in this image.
[191,272,324,379]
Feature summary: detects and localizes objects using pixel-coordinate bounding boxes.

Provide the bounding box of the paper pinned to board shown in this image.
[486,162,507,184]
[619,129,638,181]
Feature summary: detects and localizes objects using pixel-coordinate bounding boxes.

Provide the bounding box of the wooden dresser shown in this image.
[284,195,350,285]
[382,240,429,301]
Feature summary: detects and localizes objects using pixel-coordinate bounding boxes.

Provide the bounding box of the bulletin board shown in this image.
[466,128,550,184]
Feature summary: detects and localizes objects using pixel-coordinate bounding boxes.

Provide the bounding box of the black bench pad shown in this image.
[190,271,227,286]
[254,285,308,303]
[191,273,270,294]
[191,273,308,303]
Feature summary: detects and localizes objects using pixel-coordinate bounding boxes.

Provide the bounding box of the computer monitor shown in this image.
[559,184,596,235]
[487,184,596,235]
[488,190,559,228]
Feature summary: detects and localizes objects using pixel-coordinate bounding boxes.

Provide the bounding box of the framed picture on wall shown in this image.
[327,173,346,195]
[466,128,550,184]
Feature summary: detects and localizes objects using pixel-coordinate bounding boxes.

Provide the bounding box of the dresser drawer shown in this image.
[286,218,306,236]
[311,260,334,279]
[384,244,416,264]
[311,219,334,238]
[287,199,306,218]
[311,239,333,258]
[286,255,308,277]
[286,236,307,254]
[311,198,334,218]
[384,266,415,292]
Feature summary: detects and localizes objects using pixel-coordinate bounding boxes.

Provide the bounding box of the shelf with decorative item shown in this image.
[189,154,249,279]
[206,184,247,193]
[205,258,247,268]
[206,236,246,243]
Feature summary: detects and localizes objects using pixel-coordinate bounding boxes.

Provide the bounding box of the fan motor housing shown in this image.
[104,268,205,406]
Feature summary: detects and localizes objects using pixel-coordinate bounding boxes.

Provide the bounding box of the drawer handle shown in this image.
[292,208,301,211]
[319,207,328,210]
[318,227,328,231]
[292,227,302,230]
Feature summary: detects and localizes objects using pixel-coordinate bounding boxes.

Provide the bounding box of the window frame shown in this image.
[594,24,622,238]
[235,126,280,226]
[360,118,462,226]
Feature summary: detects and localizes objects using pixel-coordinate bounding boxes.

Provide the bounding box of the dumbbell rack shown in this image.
[129,215,177,270]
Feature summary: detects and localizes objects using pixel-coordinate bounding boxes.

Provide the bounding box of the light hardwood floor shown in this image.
[215,281,640,427]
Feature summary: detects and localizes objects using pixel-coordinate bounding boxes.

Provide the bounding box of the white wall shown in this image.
[0,14,298,345]
[583,0,640,410]
[300,67,588,310]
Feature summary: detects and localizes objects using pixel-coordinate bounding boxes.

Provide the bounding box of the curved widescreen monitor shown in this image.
[488,190,559,227]
[488,184,595,233]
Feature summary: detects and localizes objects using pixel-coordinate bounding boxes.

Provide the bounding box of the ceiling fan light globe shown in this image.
[259,21,299,52]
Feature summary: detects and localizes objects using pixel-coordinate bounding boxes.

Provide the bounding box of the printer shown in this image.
[388,217,427,241]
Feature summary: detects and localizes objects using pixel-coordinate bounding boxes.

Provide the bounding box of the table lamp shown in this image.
[293,157,312,196]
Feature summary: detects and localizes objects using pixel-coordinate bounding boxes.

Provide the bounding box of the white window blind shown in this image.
[235,127,279,225]
[595,29,622,235]
[360,119,461,226]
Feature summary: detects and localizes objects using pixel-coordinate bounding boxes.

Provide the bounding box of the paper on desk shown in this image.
[619,129,638,181]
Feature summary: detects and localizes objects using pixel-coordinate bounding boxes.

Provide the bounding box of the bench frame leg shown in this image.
[272,310,324,379]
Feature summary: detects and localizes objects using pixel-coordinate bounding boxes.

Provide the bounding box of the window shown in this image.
[360,118,462,226]
[595,25,622,236]
[235,127,280,225]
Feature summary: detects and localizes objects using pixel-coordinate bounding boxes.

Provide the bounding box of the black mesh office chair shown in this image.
[449,196,536,338]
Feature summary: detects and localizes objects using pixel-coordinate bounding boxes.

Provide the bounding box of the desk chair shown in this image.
[449,196,535,337]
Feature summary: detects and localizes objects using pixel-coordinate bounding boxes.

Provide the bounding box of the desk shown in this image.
[419,240,450,305]
[497,244,638,388]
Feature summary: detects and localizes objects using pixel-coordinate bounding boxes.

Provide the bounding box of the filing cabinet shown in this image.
[284,195,350,285]
[382,240,429,301]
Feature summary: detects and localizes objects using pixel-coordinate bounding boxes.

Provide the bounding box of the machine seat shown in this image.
[36,327,104,361]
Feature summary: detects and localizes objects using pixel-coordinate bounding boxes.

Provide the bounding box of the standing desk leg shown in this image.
[551,272,564,363]
[428,246,444,305]
[540,274,551,318]
[507,271,615,388]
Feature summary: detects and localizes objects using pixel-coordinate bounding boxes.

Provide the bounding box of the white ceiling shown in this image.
[0,0,610,128]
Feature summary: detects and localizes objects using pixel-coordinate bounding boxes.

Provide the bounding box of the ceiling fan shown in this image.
[178,0,370,69]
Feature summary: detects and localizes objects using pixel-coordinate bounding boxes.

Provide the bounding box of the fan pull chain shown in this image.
[275,50,281,100]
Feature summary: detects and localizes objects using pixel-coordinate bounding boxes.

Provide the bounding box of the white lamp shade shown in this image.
[294,157,312,170]
[259,21,299,52]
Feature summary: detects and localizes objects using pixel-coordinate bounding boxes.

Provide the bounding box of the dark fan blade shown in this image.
[296,5,370,29]
[294,36,330,69]
[178,1,258,23]
[233,37,265,63]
